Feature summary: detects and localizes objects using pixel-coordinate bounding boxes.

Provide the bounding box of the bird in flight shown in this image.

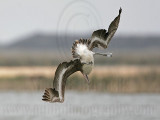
[42,8,122,103]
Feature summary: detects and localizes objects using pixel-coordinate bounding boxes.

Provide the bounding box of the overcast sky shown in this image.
[0,0,160,44]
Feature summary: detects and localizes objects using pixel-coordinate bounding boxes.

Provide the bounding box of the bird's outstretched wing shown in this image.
[42,59,82,103]
[88,8,122,50]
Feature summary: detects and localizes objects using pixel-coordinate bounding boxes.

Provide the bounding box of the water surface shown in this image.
[0,91,159,120]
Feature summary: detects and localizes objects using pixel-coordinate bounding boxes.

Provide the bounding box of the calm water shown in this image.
[0,91,159,120]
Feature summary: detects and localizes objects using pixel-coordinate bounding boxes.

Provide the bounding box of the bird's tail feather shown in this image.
[42,88,59,102]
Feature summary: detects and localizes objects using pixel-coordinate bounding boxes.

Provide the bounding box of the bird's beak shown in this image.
[94,52,112,57]
[82,73,90,84]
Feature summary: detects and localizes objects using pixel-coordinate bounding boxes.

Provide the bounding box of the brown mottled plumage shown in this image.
[42,8,122,103]
[72,8,122,56]
[42,59,82,103]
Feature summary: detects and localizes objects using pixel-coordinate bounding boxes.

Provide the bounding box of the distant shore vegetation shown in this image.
[0,65,159,93]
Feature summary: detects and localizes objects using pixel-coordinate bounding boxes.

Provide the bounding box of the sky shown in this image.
[0,0,160,44]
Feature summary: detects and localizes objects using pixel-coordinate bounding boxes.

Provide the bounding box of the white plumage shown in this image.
[76,43,94,64]
[58,68,67,102]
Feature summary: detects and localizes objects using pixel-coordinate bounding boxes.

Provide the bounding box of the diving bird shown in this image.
[42,8,122,103]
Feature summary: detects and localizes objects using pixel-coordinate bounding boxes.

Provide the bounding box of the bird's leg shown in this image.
[82,73,90,85]
[94,52,112,57]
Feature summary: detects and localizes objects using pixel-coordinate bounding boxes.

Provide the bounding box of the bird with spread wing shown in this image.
[42,8,122,103]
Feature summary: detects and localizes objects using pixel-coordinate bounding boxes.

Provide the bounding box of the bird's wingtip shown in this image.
[119,7,122,14]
